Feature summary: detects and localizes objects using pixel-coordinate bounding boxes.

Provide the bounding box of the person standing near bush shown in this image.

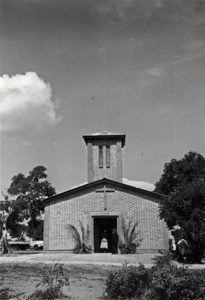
[111,228,119,254]
[177,238,189,263]
[169,237,176,259]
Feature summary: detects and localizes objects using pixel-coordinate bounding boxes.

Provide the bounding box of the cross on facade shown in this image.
[95,185,115,211]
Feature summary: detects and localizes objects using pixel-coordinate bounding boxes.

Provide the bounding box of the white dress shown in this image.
[100,238,108,249]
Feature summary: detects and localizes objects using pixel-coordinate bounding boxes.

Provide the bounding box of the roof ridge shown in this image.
[84,131,125,136]
[44,178,163,204]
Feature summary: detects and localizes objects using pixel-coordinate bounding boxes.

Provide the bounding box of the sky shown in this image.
[0,0,205,194]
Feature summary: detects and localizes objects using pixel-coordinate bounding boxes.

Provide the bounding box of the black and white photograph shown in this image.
[0,0,205,299]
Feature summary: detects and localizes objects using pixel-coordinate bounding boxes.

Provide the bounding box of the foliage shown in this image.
[147,255,205,300]
[151,252,172,269]
[104,263,150,299]
[27,219,44,240]
[155,151,205,195]
[155,152,205,263]
[1,166,56,240]
[0,287,24,300]
[28,264,70,300]
[119,242,137,254]
[103,253,205,300]
[0,195,13,240]
[163,180,205,263]
[119,217,142,254]
[67,220,92,254]
[0,288,14,300]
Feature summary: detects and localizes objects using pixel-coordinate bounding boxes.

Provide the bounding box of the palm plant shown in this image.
[119,217,142,254]
[67,220,92,254]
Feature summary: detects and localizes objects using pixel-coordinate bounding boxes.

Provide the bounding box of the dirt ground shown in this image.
[0,262,115,299]
[0,251,159,300]
[1,252,204,299]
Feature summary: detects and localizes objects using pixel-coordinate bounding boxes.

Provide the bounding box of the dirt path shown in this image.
[0,252,157,266]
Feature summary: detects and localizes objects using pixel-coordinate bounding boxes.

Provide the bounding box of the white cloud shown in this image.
[123,178,155,191]
[0,72,62,133]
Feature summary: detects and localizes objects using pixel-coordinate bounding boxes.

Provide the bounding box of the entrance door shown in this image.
[93,217,117,253]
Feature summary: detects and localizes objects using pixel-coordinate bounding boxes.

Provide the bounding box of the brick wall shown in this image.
[87,139,123,183]
[44,183,168,252]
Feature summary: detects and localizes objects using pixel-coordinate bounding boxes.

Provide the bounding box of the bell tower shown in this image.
[83,132,126,183]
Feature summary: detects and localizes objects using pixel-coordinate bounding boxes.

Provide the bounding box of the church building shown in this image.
[43,132,168,252]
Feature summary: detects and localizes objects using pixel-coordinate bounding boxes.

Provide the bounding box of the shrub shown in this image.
[118,242,137,254]
[103,254,205,300]
[147,255,205,300]
[28,264,70,299]
[104,263,150,299]
[67,220,92,254]
[152,252,172,269]
[0,287,24,300]
[119,217,142,254]
[0,288,15,300]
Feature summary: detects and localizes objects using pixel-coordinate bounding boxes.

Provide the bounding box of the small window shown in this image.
[99,146,103,168]
[106,146,110,168]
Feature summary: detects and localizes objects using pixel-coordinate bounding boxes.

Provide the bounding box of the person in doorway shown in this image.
[111,228,119,254]
[100,230,108,253]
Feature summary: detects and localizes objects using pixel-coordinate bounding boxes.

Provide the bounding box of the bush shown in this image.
[104,263,150,299]
[103,254,205,299]
[28,264,70,299]
[67,220,92,254]
[152,252,172,269]
[0,287,24,300]
[119,242,137,254]
[119,217,142,254]
[147,255,205,300]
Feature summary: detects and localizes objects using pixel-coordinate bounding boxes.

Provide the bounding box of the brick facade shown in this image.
[44,180,168,252]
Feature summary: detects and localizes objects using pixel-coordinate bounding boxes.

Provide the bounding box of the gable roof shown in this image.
[44,178,163,204]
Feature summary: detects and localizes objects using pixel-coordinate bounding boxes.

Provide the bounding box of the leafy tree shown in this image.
[0,193,14,253]
[155,152,205,263]
[0,193,13,232]
[2,166,56,240]
[155,151,205,195]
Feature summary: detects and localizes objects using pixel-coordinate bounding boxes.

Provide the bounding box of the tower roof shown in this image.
[83,131,126,147]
